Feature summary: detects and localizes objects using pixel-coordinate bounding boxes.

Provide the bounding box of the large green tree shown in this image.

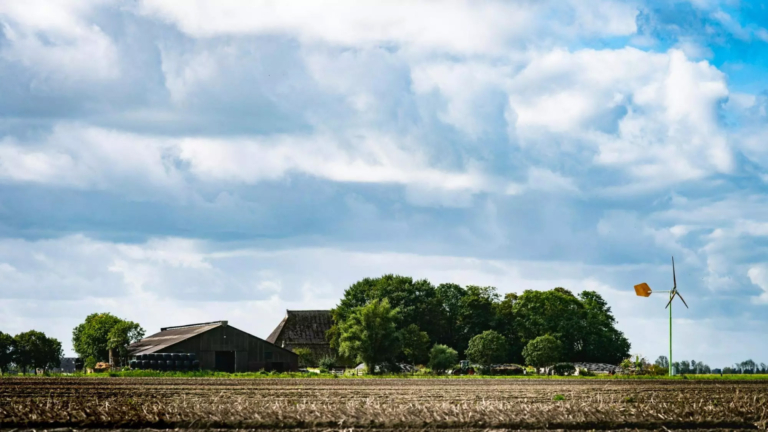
[107,320,146,365]
[522,335,562,368]
[0,331,14,373]
[512,288,587,360]
[577,291,631,364]
[512,289,629,363]
[13,330,63,373]
[457,286,499,354]
[399,324,430,365]
[338,298,401,372]
[72,313,145,363]
[433,283,465,349]
[330,275,444,353]
[465,330,508,369]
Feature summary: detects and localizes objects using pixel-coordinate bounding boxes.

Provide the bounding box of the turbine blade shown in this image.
[665,293,674,309]
[677,291,689,309]
[672,256,677,289]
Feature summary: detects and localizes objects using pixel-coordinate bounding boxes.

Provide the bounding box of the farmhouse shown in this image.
[267,310,334,360]
[128,320,298,372]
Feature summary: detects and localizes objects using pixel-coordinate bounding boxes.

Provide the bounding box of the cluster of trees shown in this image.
[653,356,713,374]
[651,356,768,375]
[72,313,145,368]
[0,330,63,374]
[327,275,631,371]
[722,360,768,374]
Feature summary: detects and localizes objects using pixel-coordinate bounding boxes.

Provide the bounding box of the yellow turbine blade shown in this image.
[634,283,652,297]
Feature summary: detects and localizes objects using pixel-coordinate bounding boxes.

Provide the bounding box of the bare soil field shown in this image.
[1,378,767,431]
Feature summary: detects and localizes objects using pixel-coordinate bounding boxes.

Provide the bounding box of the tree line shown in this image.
[0,313,144,374]
[0,330,63,374]
[325,275,632,372]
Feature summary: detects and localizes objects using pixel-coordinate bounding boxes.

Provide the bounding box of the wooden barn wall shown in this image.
[157,325,298,372]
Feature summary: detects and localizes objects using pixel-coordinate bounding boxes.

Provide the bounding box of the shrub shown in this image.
[465,330,508,369]
[319,356,336,371]
[85,356,97,370]
[578,368,595,376]
[428,344,458,374]
[294,348,315,368]
[552,363,575,376]
[522,335,562,368]
[553,394,565,401]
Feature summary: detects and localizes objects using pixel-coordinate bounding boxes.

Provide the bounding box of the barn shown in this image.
[267,310,334,362]
[127,320,298,372]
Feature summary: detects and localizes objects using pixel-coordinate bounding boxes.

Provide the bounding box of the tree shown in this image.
[513,289,586,361]
[655,355,669,369]
[399,324,430,365]
[522,335,562,369]
[107,321,145,366]
[465,330,508,369]
[494,292,522,363]
[740,359,757,374]
[294,348,315,368]
[0,331,15,374]
[458,286,499,354]
[434,283,466,349]
[330,275,444,353]
[13,331,63,373]
[428,344,458,373]
[72,313,144,363]
[338,299,400,373]
[578,291,631,364]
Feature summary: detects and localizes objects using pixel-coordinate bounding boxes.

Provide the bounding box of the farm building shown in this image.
[127,320,298,372]
[267,310,334,361]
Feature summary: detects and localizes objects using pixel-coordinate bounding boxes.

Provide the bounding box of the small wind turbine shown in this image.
[634,256,688,376]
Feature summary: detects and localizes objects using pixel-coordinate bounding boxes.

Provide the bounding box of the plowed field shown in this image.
[2,377,767,430]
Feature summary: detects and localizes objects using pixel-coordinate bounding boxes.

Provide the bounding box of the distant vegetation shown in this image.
[328,275,631,372]
[2,275,765,377]
[72,313,145,368]
[0,330,62,374]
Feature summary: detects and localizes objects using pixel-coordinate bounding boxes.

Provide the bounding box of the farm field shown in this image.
[2,377,768,431]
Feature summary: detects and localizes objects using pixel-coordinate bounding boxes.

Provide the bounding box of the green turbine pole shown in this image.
[669,291,673,377]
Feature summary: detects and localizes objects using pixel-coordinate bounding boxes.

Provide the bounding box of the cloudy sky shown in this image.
[1,0,768,367]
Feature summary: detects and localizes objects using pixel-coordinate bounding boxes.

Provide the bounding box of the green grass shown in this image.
[6,370,768,380]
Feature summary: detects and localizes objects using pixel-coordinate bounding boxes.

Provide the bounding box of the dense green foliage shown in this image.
[294,348,314,368]
[72,313,144,364]
[428,344,458,373]
[330,275,631,366]
[11,330,63,373]
[399,324,430,365]
[465,330,508,368]
[338,299,400,372]
[523,335,563,368]
[0,331,13,373]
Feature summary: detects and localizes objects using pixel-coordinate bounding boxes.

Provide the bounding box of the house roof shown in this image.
[127,321,225,356]
[266,310,332,346]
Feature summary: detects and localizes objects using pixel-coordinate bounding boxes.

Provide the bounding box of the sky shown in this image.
[1,0,768,368]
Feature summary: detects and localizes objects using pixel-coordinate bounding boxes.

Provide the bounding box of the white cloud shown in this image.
[137,0,637,55]
[0,0,118,83]
[0,125,187,198]
[0,124,515,201]
[748,265,768,304]
[510,48,731,186]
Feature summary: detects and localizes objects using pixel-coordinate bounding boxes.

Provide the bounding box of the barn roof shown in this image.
[127,321,226,356]
[266,310,332,346]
